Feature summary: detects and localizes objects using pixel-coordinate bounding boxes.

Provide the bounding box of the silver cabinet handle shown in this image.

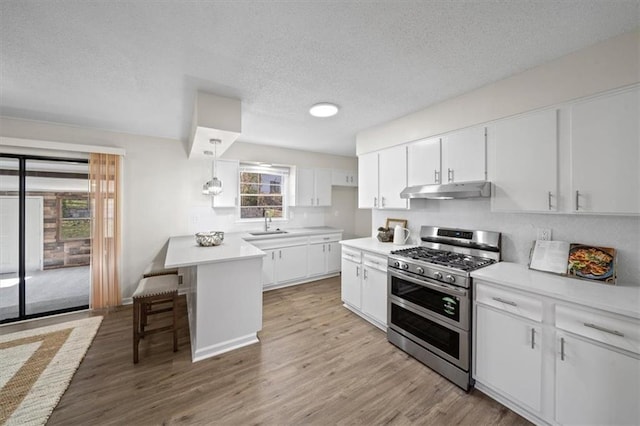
[323,244,325,253]
[323,237,330,240]
[346,175,349,183]
[374,197,377,207]
[279,250,282,259]
[584,322,624,337]
[548,191,552,210]
[560,337,565,361]
[575,190,580,211]
[328,244,331,252]
[350,176,353,183]
[310,197,314,205]
[356,266,359,277]
[271,252,274,260]
[447,168,453,182]
[381,196,386,207]
[317,198,319,205]
[531,328,535,349]
[364,269,368,279]
[434,169,439,184]
[492,297,517,306]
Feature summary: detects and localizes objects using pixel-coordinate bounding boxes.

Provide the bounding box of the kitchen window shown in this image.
[238,164,289,220]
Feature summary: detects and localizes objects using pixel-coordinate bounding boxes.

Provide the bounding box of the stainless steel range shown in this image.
[387,225,501,391]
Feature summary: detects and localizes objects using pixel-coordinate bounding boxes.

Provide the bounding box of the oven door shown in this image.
[388,268,469,330]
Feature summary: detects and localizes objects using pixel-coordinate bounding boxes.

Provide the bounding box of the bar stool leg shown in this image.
[133,297,140,364]
[173,292,178,352]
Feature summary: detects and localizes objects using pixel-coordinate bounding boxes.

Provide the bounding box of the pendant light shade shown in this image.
[203,139,223,196]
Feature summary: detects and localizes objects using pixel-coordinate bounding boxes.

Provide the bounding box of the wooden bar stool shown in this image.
[132,274,179,364]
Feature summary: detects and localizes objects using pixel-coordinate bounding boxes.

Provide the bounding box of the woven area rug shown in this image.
[0,316,103,426]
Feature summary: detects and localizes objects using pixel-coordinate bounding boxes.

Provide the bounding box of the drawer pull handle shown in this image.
[492,297,517,307]
[583,323,624,337]
[531,328,535,349]
[560,337,565,361]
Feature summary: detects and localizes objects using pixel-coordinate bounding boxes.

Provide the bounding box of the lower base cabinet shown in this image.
[340,246,387,330]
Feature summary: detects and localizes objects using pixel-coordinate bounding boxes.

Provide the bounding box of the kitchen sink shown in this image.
[248,230,288,236]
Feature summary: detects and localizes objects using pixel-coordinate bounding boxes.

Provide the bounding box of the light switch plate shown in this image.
[536,228,552,241]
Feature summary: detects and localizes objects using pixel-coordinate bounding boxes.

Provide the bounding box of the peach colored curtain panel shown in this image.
[89,153,122,309]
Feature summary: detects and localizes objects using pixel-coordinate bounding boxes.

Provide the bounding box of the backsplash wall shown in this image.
[371,198,640,286]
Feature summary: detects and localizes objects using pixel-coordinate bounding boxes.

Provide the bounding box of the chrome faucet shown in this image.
[264,210,272,231]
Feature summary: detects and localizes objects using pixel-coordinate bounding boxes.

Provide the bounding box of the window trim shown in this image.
[237,164,290,222]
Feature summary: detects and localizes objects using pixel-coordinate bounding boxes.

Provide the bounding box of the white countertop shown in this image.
[165,227,343,268]
[165,233,266,268]
[339,237,417,256]
[471,262,640,319]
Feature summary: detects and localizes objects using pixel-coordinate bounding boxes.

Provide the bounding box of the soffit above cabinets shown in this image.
[188,92,241,160]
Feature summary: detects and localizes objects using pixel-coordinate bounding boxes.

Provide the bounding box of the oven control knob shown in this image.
[393,261,400,268]
[401,263,409,270]
[445,274,456,283]
[416,267,424,275]
[433,272,443,280]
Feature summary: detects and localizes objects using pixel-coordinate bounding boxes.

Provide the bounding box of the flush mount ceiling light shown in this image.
[309,102,339,118]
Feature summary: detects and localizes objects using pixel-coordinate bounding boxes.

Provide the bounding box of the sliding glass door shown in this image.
[0,154,90,323]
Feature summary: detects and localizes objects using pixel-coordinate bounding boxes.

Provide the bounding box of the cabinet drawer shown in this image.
[309,233,342,244]
[556,305,640,355]
[363,253,387,273]
[250,236,308,250]
[475,282,543,322]
[342,247,361,263]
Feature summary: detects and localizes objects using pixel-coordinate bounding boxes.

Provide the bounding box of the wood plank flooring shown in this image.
[9,277,530,425]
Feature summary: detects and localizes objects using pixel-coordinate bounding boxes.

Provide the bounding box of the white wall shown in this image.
[0,118,365,298]
[357,30,640,154]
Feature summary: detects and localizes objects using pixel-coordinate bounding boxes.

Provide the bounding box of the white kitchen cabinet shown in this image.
[408,137,441,186]
[570,87,640,214]
[332,169,358,187]
[261,249,277,287]
[211,159,239,208]
[295,168,332,207]
[555,332,640,426]
[308,234,342,277]
[475,304,542,413]
[262,247,307,287]
[488,109,558,212]
[361,255,388,326]
[358,152,378,208]
[341,249,362,310]
[441,125,486,183]
[358,146,407,209]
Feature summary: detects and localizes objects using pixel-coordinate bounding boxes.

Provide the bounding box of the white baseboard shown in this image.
[192,333,259,362]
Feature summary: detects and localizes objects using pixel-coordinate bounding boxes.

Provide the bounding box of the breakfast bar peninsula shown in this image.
[165,233,265,362]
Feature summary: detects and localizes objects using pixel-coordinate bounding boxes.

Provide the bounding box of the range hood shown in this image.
[400,181,491,200]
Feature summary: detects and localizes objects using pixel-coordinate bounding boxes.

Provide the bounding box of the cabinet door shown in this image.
[212,159,239,208]
[378,145,408,209]
[276,245,308,283]
[408,137,441,186]
[326,242,341,273]
[261,249,276,288]
[361,267,387,326]
[341,258,361,309]
[358,152,378,208]
[296,168,315,206]
[442,126,486,182]
[314,169,333,206]
[489,109,558,212]
[556,333,640,425]
[475,305,542,413]
[571,88,640,214]
[307,243,326,276]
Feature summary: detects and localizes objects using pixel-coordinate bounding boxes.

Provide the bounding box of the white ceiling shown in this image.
[1,1,638,157]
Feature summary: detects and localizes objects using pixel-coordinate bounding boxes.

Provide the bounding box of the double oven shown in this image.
[387,226,501,391]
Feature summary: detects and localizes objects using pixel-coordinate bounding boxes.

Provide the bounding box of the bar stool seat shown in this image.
[132,274,179,364]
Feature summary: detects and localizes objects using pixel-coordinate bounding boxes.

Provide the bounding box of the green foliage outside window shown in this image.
[59,197,91,240]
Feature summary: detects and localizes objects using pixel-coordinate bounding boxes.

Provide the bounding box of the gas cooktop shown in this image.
[390,246,496,272]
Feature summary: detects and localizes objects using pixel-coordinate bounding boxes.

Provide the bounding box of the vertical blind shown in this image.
[89,153,121,309]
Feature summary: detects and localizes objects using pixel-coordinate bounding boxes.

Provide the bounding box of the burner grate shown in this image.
[390,247,495,272]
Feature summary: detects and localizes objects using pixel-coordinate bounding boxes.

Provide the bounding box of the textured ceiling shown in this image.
[1,1,638,157]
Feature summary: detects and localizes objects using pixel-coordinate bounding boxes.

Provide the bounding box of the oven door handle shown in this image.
[390,269,467,296]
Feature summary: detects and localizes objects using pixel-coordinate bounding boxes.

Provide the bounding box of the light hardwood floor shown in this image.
[9,277,530,425]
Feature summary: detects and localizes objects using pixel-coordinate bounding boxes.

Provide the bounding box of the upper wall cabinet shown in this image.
[570,87,640,215]
[358,146,408,209]
[212,159,239,208]
[488,109,558,212]
[408,137,441,186]
[295,168,332,207]
[332,169,358,187]
[441,125,487,183]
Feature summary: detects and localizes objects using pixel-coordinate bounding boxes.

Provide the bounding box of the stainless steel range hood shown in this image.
[400,181,491,200]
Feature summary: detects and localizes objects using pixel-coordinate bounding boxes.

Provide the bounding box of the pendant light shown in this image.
[202,138,223,196]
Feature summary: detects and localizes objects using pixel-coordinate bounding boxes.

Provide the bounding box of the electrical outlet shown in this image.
[536,228,552,241]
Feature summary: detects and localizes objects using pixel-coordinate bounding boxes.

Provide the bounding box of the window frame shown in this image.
[236,164,290,222]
